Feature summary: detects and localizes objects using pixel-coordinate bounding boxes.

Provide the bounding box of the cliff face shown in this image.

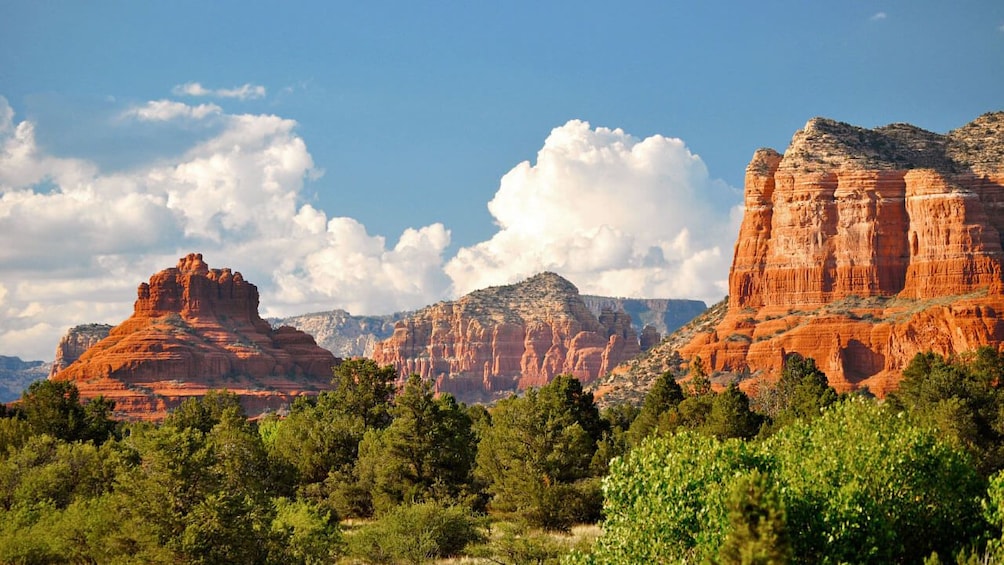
[51,253,338,419]
[682,112,1004,394]
[271,310,406,358]
[371,272,641,404]
[49,324,112,377]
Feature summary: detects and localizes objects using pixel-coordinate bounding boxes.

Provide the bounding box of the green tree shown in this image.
[114,423,276,563]
[703,383,764,440]
[579,432,761,563]
[164,389,245,433]
[268,395,366,486]
[591,403,639,475]
[688,356,712,396]
[888,348,1004,474]
[329,358,397,429]
[356,375,477,513]
[475,375,603,530]
[717,469,792,565]
[18,380,115,443]
[626,371,684,446]
[769,399,983,564]
[269,497,343,564]
[756,353,838,431]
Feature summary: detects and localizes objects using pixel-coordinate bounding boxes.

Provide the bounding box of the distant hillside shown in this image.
[580,296,706,338]
[270,310,407,358]
[0,356,51,403]
[589,298,727,408]
[372,272,641,404]
[272,298,704,360]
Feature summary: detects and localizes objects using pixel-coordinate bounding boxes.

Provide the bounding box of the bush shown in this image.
[576,400,985,564]
[347,501,484,564]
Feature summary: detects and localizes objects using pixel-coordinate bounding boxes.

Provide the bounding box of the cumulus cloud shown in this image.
[0,98,739,362]
[172,82,266,100]
[870,12,887,21]
[0,96,451,360]
[445,119,741,304]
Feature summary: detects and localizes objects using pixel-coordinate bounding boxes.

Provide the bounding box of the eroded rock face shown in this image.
[270,310,406,357]
[682,112,1004,395]
[372,272,641,403]
[49,324,112,377]
[51,253,338,419]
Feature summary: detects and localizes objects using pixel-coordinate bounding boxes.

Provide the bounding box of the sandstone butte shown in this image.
[50,253,338,420]
[371,272,641,404]
[678,111,1004,396]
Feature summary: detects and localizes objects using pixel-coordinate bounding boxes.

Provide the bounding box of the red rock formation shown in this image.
[372,273,641,403]
[682,112,1004,395]
[51,253,338,419]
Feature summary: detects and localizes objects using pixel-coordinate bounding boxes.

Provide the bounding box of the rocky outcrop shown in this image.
[0,356,51,403]
[580,296,707,346]
[372,272,642,404]
[273,298,701,360]
[49,324,112,377]
[51,253,338,419]
[270,310,406,357]
[680,112,1004,395]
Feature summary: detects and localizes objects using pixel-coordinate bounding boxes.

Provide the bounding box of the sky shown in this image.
[1,1,1002,361]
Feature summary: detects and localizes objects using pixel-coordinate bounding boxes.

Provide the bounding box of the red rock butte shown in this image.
[51,253,338,420]
[681,112,1004,395]
[372,272,641,404]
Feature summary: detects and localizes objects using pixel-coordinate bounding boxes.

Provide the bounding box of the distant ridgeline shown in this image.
[0,356,50,403]
[271,295,706,359]
[371,272,706,404]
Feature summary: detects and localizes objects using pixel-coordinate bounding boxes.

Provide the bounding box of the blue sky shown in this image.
[1,1,1002,360]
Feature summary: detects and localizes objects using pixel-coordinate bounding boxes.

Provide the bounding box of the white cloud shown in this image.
[122,99,222,121]
[870,12,887,21]
[0,96,451,360]
[0,100,739,362]
[445,119,741,304]
[173,82,266,100]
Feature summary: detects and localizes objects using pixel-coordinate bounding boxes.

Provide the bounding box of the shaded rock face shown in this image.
[49,324,112,377]
[51,253,338,420]
[270,310,406,358]
[682,112,1004,395]
[371,272,641,404]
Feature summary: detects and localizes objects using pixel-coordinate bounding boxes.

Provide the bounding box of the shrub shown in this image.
[347,501,483,564]
[576,400,984,564]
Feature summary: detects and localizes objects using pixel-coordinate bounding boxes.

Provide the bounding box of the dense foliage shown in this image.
[6,349,1004,563]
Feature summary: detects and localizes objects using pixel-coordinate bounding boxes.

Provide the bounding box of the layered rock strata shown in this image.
[681,112,1004,395]
[51,253,338,419]
[372,272,641,404]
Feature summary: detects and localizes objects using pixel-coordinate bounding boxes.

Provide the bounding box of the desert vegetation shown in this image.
[5,352,1004,563]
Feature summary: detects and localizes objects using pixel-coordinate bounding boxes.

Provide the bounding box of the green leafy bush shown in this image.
[347,501,483,564]
[577,400,985,564]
